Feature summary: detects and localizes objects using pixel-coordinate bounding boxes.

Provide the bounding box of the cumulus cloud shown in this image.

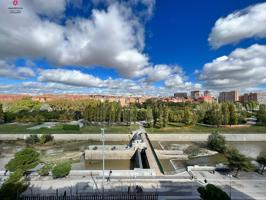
[37,68,200,96]
[39,69,104,88]
[198,44,266,90]
[0,60,35,79]
[30,0,67,17]
[164,74,201,91]
[0,1,149,78]
[209,3,266,48]
[143,65,181,82]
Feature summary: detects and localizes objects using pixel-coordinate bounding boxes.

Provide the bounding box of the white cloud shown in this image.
[164,74,201,91]
[39,69,104,88]
[209,2,266,48]
[30,0,67,17]
[143,65,181,82]
[0,1,149,78]
[198,44,266,90]
[0,60,35,79]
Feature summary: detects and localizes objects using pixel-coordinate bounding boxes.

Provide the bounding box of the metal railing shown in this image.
[20,193,158,200]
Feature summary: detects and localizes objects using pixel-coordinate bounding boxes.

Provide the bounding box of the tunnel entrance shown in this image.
[130,149,150,169]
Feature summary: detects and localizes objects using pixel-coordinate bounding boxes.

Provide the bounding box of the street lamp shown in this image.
[101,128,105,197]
[228,174,232,198]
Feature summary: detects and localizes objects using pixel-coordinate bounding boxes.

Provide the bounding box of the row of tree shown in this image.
[1,98,266,127]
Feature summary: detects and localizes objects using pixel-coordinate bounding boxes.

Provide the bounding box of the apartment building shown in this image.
[218,91,239,102]
[191,90,200,100]
[240,92,266,105]
[174,92,188,99]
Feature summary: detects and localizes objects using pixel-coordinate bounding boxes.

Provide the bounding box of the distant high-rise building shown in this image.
[218,91,239,102]
[240,92,266,104]
[204,90,211,97]
[174,92,188,98]
[191,90,200,100]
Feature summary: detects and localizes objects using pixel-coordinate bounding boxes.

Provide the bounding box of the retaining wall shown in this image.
[1,133,266,142]
[148,133,266,142]
[84,149,134,160]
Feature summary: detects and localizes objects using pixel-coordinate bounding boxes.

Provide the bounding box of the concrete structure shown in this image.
[191,91,200,100]
[219,91,239,102]
[142,133,163,176]
[84,145,135,160]
[148,134,266,142]
[2,133,266,142]
[174,92,188,99]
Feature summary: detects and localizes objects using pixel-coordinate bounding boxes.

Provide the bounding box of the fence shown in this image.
[20,193,158,200]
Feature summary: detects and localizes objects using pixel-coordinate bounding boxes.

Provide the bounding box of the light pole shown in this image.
[101,128,105,197]
[228,174,232,198]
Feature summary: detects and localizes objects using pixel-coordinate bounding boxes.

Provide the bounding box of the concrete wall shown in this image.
[1,133,266,142]
[0,134,131,141]
[84,149,134,160]
[69,169,156,177]
[148,134,266,142]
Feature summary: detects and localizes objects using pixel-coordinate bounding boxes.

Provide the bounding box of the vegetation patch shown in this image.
[5,148,40,172]
[52,161,71,178]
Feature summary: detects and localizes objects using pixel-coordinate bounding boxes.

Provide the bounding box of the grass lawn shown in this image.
[0,123,139,134]
[146,123,266,134]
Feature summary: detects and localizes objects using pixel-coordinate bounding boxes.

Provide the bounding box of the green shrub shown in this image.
[38,164,51,176]
[39,134,54,144]
[5,148,40,172]
[197,184,230,200]
[25,134,40,145]
[52,162,71,178]
[207,131,226,153]
[62,124,80,131]
[0,169,28,200]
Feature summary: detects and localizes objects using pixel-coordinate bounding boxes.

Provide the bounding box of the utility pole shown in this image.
[101,128,105,198]
[228,174,232,198]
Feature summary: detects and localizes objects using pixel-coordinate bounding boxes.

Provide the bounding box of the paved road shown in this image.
[19,172,266,200]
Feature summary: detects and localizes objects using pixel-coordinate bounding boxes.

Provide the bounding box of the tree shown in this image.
[0,104,4,124]
[131,106,138,124]
[146,107,153,127]
[183,108,197,125]
[38,164,52,176]
[226,148,253,177]
[257,104,266,125]
[0,169,28,200]
[39,134,54,144]
[162,106,169,127]
[257,151,266,175]
[228,103,238,125]
[52,162,71,178]
[5,148,40,172]
[207,131,226,153]
[204,104,222,127]
[197,184,231,200]
[221,103,230,125]
[25,134,40,145]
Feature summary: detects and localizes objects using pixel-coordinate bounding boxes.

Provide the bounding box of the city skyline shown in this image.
[0,0,266,96]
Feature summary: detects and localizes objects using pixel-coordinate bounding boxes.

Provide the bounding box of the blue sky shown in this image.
[0,0,266,96]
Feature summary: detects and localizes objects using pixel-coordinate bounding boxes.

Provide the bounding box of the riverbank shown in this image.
[146,124,266,133]
[1,133,266,141]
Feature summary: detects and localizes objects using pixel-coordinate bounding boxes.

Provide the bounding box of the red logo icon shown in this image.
[13,0,18,6]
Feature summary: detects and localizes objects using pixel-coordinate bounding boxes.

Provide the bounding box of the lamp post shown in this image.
[228,174,232,198]
[101,128,105,197]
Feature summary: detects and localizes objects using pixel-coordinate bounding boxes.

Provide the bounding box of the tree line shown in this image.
[1,97,266,127]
